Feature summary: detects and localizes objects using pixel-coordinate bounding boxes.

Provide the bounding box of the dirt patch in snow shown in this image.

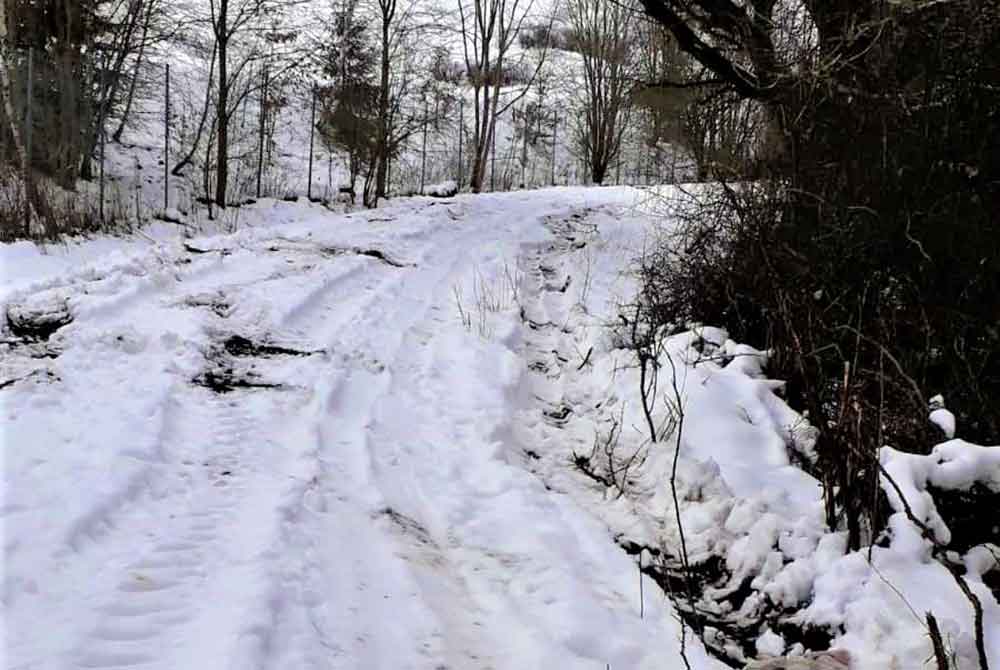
[192,368,285,393]
[6,301,73,342]
[222,335,320,358]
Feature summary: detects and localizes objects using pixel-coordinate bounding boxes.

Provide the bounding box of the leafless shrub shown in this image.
[572,406,650,498]
[0,169,135,242]
[452,261,523,339]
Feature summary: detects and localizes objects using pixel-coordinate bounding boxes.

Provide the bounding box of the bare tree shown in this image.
[314,0,372,196]
[208,0,303,206]
[171,40,217,176]
[209,0,255,207]
[365,0,406,206]
[567,0,635,184]
[81,0,166,181]
[112,0,165,142]
[360,0,450,206]
[457,0,552,192]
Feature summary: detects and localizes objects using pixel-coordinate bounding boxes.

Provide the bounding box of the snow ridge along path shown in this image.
[3,190,717,670]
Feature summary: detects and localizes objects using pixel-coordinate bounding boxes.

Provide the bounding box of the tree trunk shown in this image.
[470,82,498,193]
[592,160,606,184]
[361,155,378,209]
[214,0,229,208]
[0,54,55,237]
[0,8,27,179]
[370,14,391,208]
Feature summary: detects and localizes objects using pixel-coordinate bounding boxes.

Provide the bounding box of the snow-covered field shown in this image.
[2,187,998,670]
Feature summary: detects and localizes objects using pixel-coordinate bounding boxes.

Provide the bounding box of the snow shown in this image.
[930,408,957,438]
[929,394,957,438]
[929,439,1000,491]
[422,180,458,197]
[3,185,998,670]
[756,629,786,657]
[2,188,720,670]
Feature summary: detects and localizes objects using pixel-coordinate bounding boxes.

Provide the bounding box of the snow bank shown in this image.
[646,336,1000,670]
[534,258,1000,670]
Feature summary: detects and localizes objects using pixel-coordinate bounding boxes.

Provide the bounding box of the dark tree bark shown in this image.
[213,0,230,207]
[367,0,394,209]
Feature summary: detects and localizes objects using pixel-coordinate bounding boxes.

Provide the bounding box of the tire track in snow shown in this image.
[248,217,528,670]
[350,205,676,670]
[358,249,548,668]
[12,230,403,670]
[9,193,690,670]
[64,389,256,670]
[204,222,466,670]
[306,209,588,668]
[64,226,445,670]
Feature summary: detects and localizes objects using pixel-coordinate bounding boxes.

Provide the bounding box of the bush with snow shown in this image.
[592,317,1000,669]
[423,180,458,198]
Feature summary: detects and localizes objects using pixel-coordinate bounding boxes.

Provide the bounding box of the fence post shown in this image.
[164,63,170,212]
[100,115,106,224]
[508,121,516,190]
[24,47,33,236]
[490,117,497,193]
[550,109,557,187]
[490,118,497,192]
[307,84,316,200]
[520,104,528,189]
[457,98,463,188]
[420,98,428,193]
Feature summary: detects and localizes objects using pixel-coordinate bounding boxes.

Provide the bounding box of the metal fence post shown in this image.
[457,98,463,188]
[420,98,428,193]
[100,116,106,224]
[490,119,497,192]
[520,104,528,189]
[24,47,33,236]
[164,63,170,212]
[307,85,316,200]
[550,109,557,187]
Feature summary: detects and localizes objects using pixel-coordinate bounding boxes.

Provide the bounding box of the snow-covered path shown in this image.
[3,189,713,670]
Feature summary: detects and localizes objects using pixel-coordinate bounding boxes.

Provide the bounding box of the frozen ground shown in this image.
[2,187,997,670]
[2,188,718,670]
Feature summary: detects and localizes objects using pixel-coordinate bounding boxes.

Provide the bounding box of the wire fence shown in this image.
[2,46,691,239]
[386,102,691,197]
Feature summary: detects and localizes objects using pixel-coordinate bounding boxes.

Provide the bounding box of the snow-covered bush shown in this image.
[608,318,1000,668]
[423,180,458,198]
